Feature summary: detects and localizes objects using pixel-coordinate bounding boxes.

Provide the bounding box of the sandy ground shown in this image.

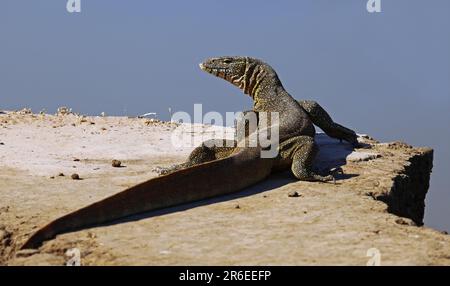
[1,110,450,265]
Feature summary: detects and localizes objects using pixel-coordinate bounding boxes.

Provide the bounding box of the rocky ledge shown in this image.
[0,111,449,265]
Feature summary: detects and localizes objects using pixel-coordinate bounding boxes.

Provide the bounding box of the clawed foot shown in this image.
[305,167,344,183]
[331,123,359,148]
[330,167,344,184]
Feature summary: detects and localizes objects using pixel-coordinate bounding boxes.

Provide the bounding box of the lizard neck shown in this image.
[237,61,284,102]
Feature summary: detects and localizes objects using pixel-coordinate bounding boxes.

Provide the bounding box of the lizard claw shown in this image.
[330,167,344,176]
[330,167,344,184]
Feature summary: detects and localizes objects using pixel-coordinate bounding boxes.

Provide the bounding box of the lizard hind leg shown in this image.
[279,136,333,182]
[153,139,236,176]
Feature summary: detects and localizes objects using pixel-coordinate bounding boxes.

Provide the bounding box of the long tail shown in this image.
[21,148,273,249]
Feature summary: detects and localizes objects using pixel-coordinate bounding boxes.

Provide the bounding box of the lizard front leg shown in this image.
[279,135,334,182]
[298,100,358,146]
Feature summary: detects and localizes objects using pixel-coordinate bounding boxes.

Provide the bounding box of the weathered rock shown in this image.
[0,112,448,265]
[288,191,301,197]
[111,160,122,168]
[71,173,80,180]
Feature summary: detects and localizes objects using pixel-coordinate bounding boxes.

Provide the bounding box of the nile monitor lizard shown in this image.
[21,56,357,249]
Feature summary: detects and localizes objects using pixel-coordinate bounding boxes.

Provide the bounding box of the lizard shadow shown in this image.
[102,136,358,227]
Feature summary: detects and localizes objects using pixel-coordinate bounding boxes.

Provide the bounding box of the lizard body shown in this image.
[21,56,356,249]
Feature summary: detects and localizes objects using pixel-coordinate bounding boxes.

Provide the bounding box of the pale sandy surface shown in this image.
[1,110,449,265]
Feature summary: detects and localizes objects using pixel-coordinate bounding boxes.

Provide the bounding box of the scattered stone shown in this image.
[0,142,4,145]
[379,141,413,150]
[87,232,97,239]
[71,173,80,180]
[49,176,55,179]
[56,106,73,116]
[0,229,7,241]
[101,127,107,131]
[395,218,411,226]
[112,160,122,168]
[288,191,301,198]
[365,191,384,201]
[234,204,240,209]
[441,231,448,235]
[73,158,80,162]
[58,173,65,177]
[18,108,32,115]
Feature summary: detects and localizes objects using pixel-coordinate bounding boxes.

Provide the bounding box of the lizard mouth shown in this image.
[199,63,228,78]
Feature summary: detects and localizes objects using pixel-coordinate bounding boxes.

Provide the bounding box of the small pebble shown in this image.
[234,204,240,209]
[112,160,122,168]
[58,173,65,177]
[73,158,80,162]
[395,218,409,225]
[49,176,55,179]
[0,230,7,240]
[288,191,300,197]
[71,173,80,180]
[87,232,97,239]
[0,142,4,145]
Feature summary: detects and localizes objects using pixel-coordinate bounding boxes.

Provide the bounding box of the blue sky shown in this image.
[1,0,449,231]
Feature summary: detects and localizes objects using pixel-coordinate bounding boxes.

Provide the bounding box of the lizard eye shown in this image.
[222,59,232,64]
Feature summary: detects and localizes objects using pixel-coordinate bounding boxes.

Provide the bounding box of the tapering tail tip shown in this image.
[21,227,55,250]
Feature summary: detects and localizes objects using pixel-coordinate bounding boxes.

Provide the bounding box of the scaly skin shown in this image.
[21,56,357,249]
[159,57,357,178]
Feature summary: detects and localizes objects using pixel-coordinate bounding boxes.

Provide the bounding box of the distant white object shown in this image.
[101,112,106,117]
[138,112,157,119]
[346,151,381,162]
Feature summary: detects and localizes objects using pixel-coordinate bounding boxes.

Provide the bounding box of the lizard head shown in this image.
[199,56,278,97]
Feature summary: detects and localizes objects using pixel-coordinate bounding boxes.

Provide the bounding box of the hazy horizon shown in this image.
[1,1,449,231]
